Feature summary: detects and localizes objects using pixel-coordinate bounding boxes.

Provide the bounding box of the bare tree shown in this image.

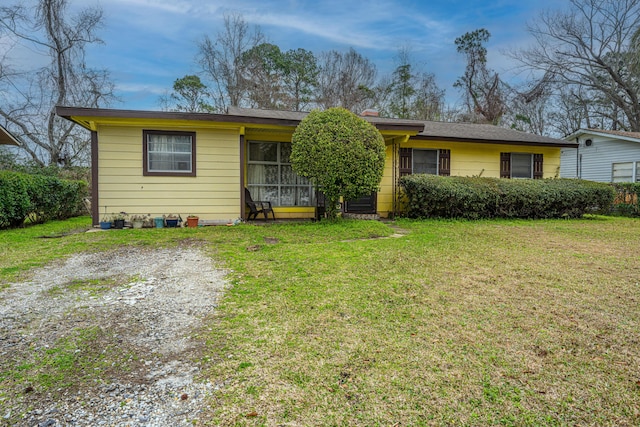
[510,0,640,131]
[0,0,115,166]
[454,29,507,125]
[547,85,596,136]
[197,13,264,112]
[316,48,377,112]
[502,72,554,135]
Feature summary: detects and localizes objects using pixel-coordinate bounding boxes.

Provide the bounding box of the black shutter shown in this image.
[399,148,412,176]
[533,154,543,179]
[500,152,511,178]
[438,149,450,176]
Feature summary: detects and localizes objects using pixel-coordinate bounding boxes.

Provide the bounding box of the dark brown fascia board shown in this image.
[56,106,302,128]
[412,134,578,148]
[55,106,425,133]
[0,124,20,146]
[375,123,425,132]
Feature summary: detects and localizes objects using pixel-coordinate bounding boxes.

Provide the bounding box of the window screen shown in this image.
[511,153,533,179]
[413,149,438,175]
[612,162,634,182]
[144,131,195,176]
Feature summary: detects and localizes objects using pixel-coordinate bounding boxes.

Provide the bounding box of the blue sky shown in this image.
[11,0,567,111]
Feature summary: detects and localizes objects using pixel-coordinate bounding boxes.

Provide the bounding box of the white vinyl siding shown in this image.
[561,135,640,182]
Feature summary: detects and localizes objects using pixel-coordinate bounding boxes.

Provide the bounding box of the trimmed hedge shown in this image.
[0,170,88,229]
[399,175,615,219]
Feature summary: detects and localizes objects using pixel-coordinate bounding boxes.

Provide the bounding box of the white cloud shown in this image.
[102,0,200,15]
[238,1,455,52]
[76,0,569,110]
[116,82,166,95]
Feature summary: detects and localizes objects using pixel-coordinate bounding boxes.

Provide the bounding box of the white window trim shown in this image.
[611,161,640,183]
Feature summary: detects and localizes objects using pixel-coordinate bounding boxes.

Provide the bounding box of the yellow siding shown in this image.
[377,144,397,217]
[98,125,241,221]
[272,207,315,219]
[245,130,294,142]
[376,140,563,218]
[402,140,561,178]
[96,122,563,221]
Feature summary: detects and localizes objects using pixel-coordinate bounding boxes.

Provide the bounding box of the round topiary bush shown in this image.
[291,107,386,219]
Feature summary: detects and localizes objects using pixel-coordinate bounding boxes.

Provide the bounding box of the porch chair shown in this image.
[245,188,275,221]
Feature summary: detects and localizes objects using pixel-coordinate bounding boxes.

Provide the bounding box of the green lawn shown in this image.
[1,216,639,426]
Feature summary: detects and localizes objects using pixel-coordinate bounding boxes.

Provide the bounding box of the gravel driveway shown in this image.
[1,244,229,426]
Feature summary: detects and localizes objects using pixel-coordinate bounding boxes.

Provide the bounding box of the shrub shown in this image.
[0,171,31,228]
[611,182,640,217]
[0,170,88,229]
[291,108,386,219]
[399,175,614,219]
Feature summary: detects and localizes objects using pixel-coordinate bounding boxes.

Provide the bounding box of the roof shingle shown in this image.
[416,121,575,147]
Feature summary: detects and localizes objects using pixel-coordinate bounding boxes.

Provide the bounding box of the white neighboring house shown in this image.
[561,129,640,183]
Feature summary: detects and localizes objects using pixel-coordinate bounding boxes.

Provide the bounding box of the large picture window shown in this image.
[143,130,195,176]
[247,141,315,206]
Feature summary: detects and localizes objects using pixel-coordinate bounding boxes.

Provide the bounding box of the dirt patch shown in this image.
[0,244,229,426]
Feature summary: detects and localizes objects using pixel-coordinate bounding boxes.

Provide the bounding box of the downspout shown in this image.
[575,137,580,179]
[391,137,397,217]
[239,127,245,220]
[91,130,99,226]
[393,135,410,217]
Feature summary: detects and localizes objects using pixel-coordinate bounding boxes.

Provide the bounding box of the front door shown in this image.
[344,192,377,214]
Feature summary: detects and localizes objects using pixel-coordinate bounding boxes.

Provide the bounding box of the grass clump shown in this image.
[1,326,136,393]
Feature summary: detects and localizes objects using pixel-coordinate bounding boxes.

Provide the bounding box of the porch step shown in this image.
[342,213,380,220]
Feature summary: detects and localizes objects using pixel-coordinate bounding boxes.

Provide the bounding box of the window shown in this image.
[511,153,533,178]
[500,152,543,179]
[612,161,640,182]
[413,149,438,175]
[247,141,315,206]
[143,130,195,176]
[399,148,450,176]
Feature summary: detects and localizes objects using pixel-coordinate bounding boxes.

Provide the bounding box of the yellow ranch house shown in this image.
[56,106,576,225]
